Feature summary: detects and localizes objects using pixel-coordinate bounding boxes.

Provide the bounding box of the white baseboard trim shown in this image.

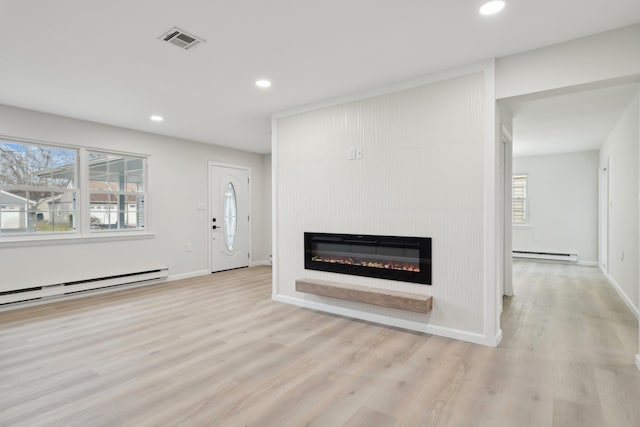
[599,265,607,276]
[272,294,498,347]
[603,272,640,319]
[578,260,599,266]
[492,329,503,347]
[636,354,640,371]
[250,260,272,267]
[167,270,210,282]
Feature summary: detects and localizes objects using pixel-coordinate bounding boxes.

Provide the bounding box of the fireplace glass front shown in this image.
[304,232,431,285]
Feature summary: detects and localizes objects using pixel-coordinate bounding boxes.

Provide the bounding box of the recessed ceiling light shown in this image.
[255,79,272,88]
[479,1,505,16]
[150,115,164,122]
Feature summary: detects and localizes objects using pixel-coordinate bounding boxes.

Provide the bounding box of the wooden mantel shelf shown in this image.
[295,278,432,314]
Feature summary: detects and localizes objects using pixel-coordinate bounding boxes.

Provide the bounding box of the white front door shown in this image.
[211,164,250,272]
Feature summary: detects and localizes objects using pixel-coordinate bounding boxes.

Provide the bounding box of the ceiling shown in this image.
[1,1,639,154]
[506,82,640,157]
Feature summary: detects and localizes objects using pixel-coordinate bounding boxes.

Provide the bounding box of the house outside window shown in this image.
[88,152,146,231]
[512,174,528,224]
[0,140,77,234]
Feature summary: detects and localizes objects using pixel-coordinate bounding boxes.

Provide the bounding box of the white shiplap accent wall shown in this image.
[274,71,493,343]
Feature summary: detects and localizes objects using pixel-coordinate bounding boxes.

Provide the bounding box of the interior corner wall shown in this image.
[274,71,490,342]
[0,104,269,291]
[512,150,599,263]
[599,90,640,316]
[496,23,640,99]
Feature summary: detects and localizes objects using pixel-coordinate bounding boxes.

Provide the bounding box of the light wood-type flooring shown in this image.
[1,262,639,426]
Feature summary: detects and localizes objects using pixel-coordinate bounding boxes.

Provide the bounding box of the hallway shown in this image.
[501,261,639,425]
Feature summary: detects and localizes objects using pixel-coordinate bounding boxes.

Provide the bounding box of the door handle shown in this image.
[212,225,217,230]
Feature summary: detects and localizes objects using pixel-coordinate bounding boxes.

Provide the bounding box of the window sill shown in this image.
[0,232,156,248]
[512,224,533,230]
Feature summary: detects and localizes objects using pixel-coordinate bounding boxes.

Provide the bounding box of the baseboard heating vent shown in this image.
[0,268,169,306]
[513,251,578,263]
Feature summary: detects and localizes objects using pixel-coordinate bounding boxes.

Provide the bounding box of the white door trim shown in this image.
[208,161,252,273]
[502,125,514,297]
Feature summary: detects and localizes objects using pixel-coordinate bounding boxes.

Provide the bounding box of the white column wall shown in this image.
[273,64,500,346]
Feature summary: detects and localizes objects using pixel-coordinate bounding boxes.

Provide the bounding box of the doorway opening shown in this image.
[498,79,640,353]
[500,80,639,282]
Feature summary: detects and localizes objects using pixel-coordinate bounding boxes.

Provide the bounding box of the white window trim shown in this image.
[0,231,156,248]
[512,223,533,229]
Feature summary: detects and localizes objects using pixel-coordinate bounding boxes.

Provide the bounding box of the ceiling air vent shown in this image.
[159,27,205,50]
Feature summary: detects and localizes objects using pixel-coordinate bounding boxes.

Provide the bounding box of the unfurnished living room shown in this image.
[1,1,640,426]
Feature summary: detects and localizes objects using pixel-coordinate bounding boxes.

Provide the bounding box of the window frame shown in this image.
[0,135,151,242]
[512,173,529,226]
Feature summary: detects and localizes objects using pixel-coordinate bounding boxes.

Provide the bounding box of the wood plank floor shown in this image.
[0,262,638,426]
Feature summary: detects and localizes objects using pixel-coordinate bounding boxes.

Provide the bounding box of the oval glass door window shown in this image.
[223,182,238,251]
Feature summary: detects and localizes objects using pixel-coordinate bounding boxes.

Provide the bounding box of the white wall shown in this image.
[0,104,270,291]
[600,90,640,316]
[274,66,500,346]
[496,24,640,99]
[512,151,599,264]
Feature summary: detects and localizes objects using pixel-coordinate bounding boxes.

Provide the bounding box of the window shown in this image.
[0,137,148,238]
[88,152,146,232]
[223,182,237,251]
[512,174,528,224]
[0,140,77,234]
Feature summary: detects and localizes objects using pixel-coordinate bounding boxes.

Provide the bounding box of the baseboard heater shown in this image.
[513,251,578,262]
[0,268,169,306]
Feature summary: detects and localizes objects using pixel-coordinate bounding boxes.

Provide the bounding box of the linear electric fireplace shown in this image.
[304,232,432,285]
